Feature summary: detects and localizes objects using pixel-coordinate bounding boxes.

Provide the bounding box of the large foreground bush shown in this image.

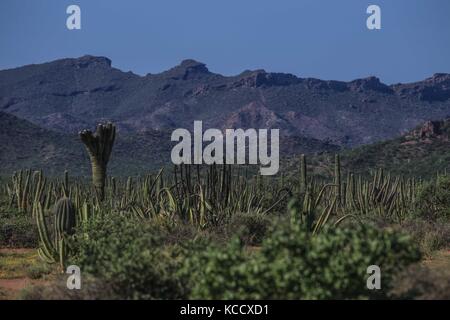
[69,214,421,300]
[71,215,186,299]
[182,222,421,299]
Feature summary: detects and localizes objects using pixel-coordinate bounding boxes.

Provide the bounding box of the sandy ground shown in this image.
[0,248,49,299]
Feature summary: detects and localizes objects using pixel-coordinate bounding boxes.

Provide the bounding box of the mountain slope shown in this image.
[342,119,450,177]
[0,111,84,173]
[0,111,172,175]
[1,55,450,147]
[284,119,450,178]
[0,111,336,175]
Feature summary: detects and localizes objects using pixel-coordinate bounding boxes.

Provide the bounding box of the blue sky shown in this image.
[0,0,449,83]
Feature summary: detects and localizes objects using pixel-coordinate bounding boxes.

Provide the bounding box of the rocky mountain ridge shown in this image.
[1,55,450,148]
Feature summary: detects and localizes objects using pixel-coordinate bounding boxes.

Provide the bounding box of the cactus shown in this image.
[35,197,76,270]
[300,154,307,193]
[334,154,341,205]
[79,122,116,201]
[288,184,339,234]
[62,170,69,197]
[54,197,76,237]
[11,170,31,212]
[32,170,46,218]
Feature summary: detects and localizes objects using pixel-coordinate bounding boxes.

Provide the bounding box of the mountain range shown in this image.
[1,55,450,175]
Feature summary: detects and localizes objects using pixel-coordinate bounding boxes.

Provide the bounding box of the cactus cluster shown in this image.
[2,127,426,267]
[295,154,419,220]
[35,197,76,270]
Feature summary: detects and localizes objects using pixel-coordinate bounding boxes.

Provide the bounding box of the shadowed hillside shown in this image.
[0,111,337,175]
[284,118,450,178]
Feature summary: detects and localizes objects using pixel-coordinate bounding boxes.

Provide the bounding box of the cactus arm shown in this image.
[35,203,57,260]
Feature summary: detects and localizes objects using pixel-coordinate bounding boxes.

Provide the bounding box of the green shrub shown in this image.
[71,214,186,299]
[0,209,37,248]
[415,175,450,220]
[26,263,53,279]
[182,222,421,299]
[403,218,450,257]
[258,223,421,299]
[179,238,253,299]
[370,217,450,257]
[222,212,272,246]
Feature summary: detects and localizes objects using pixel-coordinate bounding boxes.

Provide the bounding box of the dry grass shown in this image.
[0,248,55,300]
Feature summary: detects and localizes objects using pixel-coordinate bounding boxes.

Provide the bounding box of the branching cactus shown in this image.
[35,197,76,270]
[11,169,32,212]
[79,123,116,201]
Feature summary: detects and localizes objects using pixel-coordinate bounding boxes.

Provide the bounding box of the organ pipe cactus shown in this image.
[9,170,46,215]
[300,154,307,193]
[62,170,69,197]
[11,169,32,212]
[288,184,339,234]
[335,154,341,205]
[32,170,46,217]
[79,123,116,201]
[35,197,76,270]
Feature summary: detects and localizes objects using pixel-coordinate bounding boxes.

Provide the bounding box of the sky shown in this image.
[0,0,449,84]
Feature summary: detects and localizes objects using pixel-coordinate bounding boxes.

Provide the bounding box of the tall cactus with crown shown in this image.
[35,197,76,270]
[79,122,116,201]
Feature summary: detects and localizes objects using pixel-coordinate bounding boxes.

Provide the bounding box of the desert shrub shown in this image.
[221,212,272,246]
[179,238,253,299]
[19,275,118,300]
[390,263,450,300]
[154,216,211,246]
[419,231,447,257]
[415,175,450,220]
[0,208,37,248]
[257,223,421,299]
[71,214,186,299]
[181,222,421,299]
[26,263,53,279]
[366,217,450,257]
[406,220,450,257]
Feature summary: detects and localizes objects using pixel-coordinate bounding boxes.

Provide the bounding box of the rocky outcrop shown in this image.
[231,70,300,88]
[72,55,112,69]
[414,120,442,138]
[404,118,450,141]
[222,101,291,130]
[393,73,450,102]
[348,76,393,94]
[163,59,211,80]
